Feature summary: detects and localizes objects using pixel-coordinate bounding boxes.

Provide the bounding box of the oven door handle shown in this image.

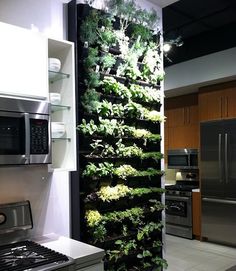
[168,205,181,211]
[166,195,190,201]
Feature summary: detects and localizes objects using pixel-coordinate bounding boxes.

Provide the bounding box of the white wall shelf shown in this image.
[48,38,77,172]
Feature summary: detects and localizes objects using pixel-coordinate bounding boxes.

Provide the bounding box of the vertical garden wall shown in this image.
[68,0,166,270]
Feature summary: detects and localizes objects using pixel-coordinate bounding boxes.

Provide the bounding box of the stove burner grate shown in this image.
[0,240,69,271]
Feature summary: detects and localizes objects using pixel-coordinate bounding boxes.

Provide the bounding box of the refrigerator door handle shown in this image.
[218,133,223,183]
[225,133,229,184]
[202,197,236,205]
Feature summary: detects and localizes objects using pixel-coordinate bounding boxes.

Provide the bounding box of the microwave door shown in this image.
[168,154,189,169]
[29,114,51,164]
[0,112,28,165]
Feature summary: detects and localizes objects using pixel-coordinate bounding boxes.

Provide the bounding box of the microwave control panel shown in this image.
[30,119,49,154]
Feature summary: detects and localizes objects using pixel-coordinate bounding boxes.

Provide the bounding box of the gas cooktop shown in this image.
[165,180,199,192]
[0,240,73,271]
[0,201,74,271]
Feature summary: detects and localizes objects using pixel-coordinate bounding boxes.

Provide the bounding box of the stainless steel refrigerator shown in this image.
[201,119,236,246]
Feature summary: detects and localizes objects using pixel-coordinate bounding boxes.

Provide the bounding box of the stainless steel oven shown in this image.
[0,97,51,165]
[165,179,200,239]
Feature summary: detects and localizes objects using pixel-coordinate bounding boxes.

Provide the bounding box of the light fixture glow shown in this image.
[163,43,172,52]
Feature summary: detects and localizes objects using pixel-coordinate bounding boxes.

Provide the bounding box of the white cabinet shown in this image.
[48,38,77,172]
[0,22,48,99]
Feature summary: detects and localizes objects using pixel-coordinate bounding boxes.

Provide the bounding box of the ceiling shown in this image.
[162,0,236,67]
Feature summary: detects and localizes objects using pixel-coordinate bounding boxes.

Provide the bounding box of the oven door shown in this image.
[165,195,192,227]
[0,111,27,165]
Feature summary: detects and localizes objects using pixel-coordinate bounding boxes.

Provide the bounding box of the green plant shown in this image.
[117,239,137,255]
[81,89,100,113]
[144,110,166,122]
[85,71,101,88]
[97,27,117,50]
[102,76,131,99]
[124,101,146,119]
[130,23,153,42]
[100,53,116,72]
[77,119,162,143]
[84,47,99,70]
[97,184,131,202]
[115,139,143,158]
[85,210,102,227]
[137,221,162,241]
[89,139,104,156]
[149,199,166,212]
[151,256,168,270]
[129,187,165,198]
[106,0,137,31]
[129,84,162,103]
[80,9,99,45]
[77,119,98,135]
[113,164,138,179]
[82,162,114,178]
[93,223,107,243]
[141,151,163,161]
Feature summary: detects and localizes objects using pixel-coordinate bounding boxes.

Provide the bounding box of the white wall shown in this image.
[164,47,236,97]
[0,0,69,39]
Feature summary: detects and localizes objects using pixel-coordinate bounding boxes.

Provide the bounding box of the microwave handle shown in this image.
[24,113,30,163]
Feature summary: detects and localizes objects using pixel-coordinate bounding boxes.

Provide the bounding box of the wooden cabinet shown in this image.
[199,81,236,122]
[165,93,199,154]
[192,191,201,238]
[0,22,48,99]
[48,38,77,172]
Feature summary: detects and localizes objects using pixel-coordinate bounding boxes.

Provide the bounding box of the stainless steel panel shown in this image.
[202,197,236,246]
[166,224,192,239]
[200,121,225,198]
[0,96,49,115]
[223,120,236,199]
[0,201,32,234]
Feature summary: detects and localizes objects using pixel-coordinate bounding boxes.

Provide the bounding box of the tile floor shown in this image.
[165,234,236,271]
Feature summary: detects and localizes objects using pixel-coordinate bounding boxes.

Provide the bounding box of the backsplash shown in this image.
[164,165,177,184]
[0,165,70,238]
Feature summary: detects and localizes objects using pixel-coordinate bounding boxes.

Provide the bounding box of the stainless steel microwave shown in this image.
[0,97,51,165]
[167,149,198,169]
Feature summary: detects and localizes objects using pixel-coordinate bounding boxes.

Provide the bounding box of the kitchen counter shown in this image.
[36,234,104,270]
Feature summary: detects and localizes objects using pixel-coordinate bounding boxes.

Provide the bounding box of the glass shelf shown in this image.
[49,70,70,83]
[52,137,71,142]
[51,104,71,113]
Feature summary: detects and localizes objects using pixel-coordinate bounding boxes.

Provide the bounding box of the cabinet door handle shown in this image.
[226,96,228,117]
[220,97,223,118]
[183,108,186,125]
[188,107,190,124]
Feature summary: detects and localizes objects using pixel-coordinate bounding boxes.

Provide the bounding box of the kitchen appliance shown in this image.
[167,149,198,169]
[165,178,199,239]
[0,201,74,271]
[201,119,236,246]
[0,97,51,165]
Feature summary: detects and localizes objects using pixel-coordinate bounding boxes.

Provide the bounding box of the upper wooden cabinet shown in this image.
[0,22,48,99]
[165,93,199,151]
[199,81,236,122]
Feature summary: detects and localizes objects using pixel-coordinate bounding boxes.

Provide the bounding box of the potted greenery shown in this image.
[100,53,116,73]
